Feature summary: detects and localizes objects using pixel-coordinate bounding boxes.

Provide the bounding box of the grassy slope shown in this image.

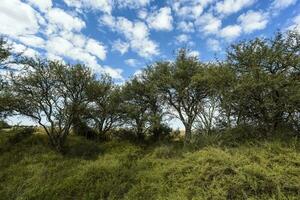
[0,130,299,200]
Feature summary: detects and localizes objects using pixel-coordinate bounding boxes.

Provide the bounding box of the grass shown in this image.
[0,129,299,200]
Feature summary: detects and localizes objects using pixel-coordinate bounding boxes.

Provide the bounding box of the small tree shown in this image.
[226,31,300,132]
[10,58,93,151]
[0,37,12,118]
[152,49,209,143]
[86,75,121,139]
[0,38,10,69]
[120,77,152,141]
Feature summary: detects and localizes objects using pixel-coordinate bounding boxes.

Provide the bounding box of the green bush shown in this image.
[0,120,10,129]
[0,131,299,199]
[7,127,35,144]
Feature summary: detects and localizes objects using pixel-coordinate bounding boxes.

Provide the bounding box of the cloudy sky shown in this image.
[1,0,300,82]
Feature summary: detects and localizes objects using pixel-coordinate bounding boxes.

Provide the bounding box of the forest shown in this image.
[0,31,299,199]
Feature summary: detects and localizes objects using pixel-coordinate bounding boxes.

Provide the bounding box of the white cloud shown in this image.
[220,25,242,40]
[10,42,39,58]
[171,0,214,19]
[238,10,268,33]
[287,14,300,32]
[271,0,297,10]
[112,40,130,54]
[100,15,159,58]
[175,34,190,43]
[133,69,143,77]
[64,0,151,13]
[47,8,86,34]
[103,66,123,80]
[177,21,194,32]
[63,0,113,13]
[196,13,222,35]
[188,50,200,58]
[18,35,45,48]
[207,38,222,51]
[86,39,106,60]
[116,0,152,9]
[138,9,148,19]
[125,59,140,67]
[26,0,52,12]
[0,0,40,37]
[174,34,195,46]
[215,0,256,15]
[147,7,173,31]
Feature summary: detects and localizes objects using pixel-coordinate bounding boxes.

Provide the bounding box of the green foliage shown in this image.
[0,37,10,69]
[9,59,94,151]
[0,120,10,129]
[0,131,299,199]
[225,31,300,132]
[149,49,209,143]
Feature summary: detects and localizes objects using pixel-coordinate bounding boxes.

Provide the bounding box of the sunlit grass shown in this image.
[0,129,299,199]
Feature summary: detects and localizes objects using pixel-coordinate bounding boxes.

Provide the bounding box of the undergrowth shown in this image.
[0,129,299,200]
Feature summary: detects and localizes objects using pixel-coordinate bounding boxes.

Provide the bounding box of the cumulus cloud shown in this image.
[207,38,222,52]
[188,50,200,58]
[116,0,152,9]
[147,7,173,31]
[177,21,195,32]
[215,0,256,16]
[10,42,40,58]
[0,0,40,37]
[196,13,222,35]
[63,0,113,13]
[64,0,152,13]
[46,8,86,34]
[112,40,130,55]
[220,25,242,40]
[171,0,214,19]
[0,0,124,80]
[125,59,140,67]
[271,0,297,10]
[287,14,300,32]
[103,66,123,80]
[100,15,159,58]
[174,34,195,46]
[86,39,107,60]
[26,0,52,12]
[175,34,190,43]
[238,10,268,33]
[18,35,45,48]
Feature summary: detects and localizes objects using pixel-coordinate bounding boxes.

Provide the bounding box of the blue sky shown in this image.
[0,0,300,82]
[1,0,300,127]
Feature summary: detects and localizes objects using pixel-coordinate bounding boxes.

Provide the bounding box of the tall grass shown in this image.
[0,129,299,199]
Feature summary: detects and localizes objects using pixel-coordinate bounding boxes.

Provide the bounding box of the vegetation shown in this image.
[0,30,299,199]
[0,129,299,199]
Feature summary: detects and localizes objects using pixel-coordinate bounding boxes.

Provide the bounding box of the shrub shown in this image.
[7,127,35,144]
[0,120,10,129]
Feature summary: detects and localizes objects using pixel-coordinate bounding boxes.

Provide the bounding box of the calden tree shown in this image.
[10,58,93,151]
[85,74,122,139]
[152,49,209,143]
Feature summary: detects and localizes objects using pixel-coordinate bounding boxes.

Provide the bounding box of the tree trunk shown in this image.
[184,123,192,145]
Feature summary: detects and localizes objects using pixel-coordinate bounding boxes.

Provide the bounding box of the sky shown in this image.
[1,0,300,127]
[0,0,300,83]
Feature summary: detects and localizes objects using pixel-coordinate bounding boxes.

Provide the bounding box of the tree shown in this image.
[152,49,209,143]
[134,69,170,141]
[193,64,238,129]
[120,77,152,141]
[226,31,300,132]
[85,75,122,139]
[10,58,93,151]
[0,38,10,69]
[0,37,12,118]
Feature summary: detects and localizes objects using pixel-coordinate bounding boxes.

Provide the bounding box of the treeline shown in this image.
[0,31,299,152]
